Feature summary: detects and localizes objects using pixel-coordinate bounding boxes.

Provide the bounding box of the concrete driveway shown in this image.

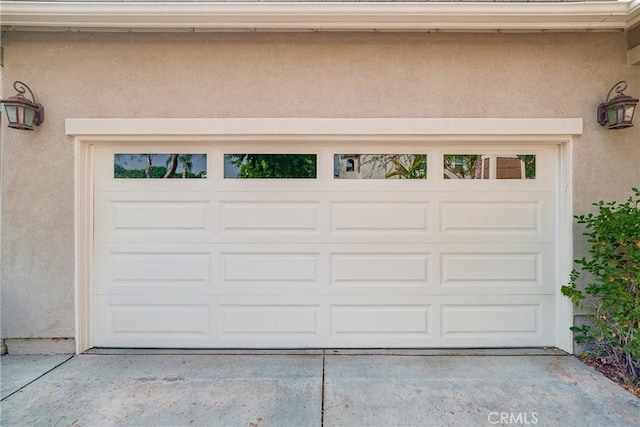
[1,349,638,426]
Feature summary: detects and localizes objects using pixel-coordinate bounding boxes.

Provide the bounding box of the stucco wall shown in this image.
[628,24,640,49]
[1,31,639,349]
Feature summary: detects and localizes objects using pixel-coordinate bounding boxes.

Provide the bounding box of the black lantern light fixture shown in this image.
[597,81,638,130]
[1,81,45,130]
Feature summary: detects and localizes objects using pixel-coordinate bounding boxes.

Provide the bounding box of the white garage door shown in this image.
[92,142,557,348]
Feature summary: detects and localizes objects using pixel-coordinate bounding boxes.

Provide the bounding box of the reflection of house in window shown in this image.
[497,156,525,179]
[444,154,534,179]
[340,154,361,177]
[454,156,465,169]
[346,159,355,172]
[480,155,527,179]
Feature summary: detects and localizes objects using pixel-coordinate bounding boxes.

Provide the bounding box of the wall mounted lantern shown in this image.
[1,81,45,130]
[597,81,638,130]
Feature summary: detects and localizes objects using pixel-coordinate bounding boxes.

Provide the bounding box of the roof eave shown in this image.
[628,0,640,27]
[0,1,638,32]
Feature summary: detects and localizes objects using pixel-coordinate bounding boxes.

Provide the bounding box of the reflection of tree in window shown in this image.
[346,159,355,172]
[145,154,152,178]
[359,154,426,179]
[164,154,179,178]
[335,154,427,179]
[114,153,206,179]
[164,153,197,179]
[225,154,317,179]
[444,155,481,179]
[517,155,536,179]
[382,155,426,179]
[164,154,193,178]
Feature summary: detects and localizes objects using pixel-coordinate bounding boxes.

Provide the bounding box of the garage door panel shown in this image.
[331,201,430,234]
[111,253,210,282]
[110,305,210,335]
[95,192,214,243]
[216,244,328,289]
[439,248,554,293]
[93,295,213,347]
[327,246,435,295]
[112,202,211,231]
[442,305,540,335]
[441,201,540,232]
[327,192,432,241]
[331,305,431,336]
[442,253,538,283]
[220,305,320,335]
[439,296,555,346]
[331,253,431,285]
[438,192,554,242]
[221,253,319,283]
[210,296,330,347]
[220,201,319,232]
[93,245,213,294]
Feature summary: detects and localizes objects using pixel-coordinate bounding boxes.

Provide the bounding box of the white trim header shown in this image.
[65,118,584,137]
[2,1,638,32]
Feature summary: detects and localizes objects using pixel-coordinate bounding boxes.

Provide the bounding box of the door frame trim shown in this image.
[69,118,581,354]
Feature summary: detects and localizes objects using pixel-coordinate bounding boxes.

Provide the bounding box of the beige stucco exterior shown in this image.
[1,30,639,352]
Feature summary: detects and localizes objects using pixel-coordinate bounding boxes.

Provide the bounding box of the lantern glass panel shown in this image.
[24,108,35,127]
[607,106,618,126]
[624,105,636,122]
[5,105,18,124]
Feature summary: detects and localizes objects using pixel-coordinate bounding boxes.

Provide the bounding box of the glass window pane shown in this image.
[514,155,536,180]
[114,154,207,179]
[334,154,427,179]
[444,154,535,180]
[444,154,481,179]
[224,154,317,179]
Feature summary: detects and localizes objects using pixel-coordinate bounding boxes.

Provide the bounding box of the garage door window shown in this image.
[334,154,427,179]
[444,154,535,180]
[114,153,207,179]
[224,154,317,179]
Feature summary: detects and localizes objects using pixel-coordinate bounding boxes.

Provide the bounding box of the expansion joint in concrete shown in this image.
[321,350,326,427]
[0,355,74,402]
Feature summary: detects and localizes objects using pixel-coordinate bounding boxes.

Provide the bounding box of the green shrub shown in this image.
[561,188,640,384]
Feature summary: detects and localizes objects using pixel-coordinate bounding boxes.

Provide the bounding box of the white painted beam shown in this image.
[1,1,637,32]
[65,118,584,137]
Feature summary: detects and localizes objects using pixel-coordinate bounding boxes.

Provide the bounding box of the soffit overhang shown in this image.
[1,1,639,32]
